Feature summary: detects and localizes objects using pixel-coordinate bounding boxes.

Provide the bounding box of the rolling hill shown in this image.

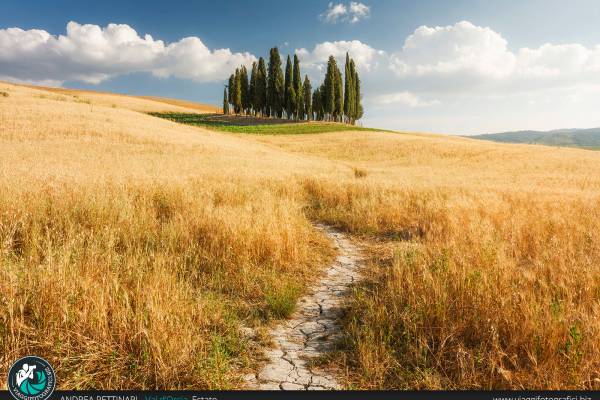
[471,127,600,149]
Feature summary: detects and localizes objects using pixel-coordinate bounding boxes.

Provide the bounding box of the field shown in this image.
[1,81,599,390]
[149,112,380,135]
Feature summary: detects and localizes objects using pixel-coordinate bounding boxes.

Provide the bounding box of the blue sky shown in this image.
[2,0,600,134]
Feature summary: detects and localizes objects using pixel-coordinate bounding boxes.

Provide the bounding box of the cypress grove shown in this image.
[223,48,363,123]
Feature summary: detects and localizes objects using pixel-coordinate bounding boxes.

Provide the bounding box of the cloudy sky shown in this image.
[2,0,600,134]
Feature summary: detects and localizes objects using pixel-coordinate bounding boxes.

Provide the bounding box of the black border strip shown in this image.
[0,390,597,400]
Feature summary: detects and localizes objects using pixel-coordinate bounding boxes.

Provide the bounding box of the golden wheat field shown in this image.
[1,81,599,390]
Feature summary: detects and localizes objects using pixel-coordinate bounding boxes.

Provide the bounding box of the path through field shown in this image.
[248,225,362,390]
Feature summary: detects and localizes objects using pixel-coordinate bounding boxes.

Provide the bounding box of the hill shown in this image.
[17,83,219,113]
[1,81,599,390]
[471,127,600,149]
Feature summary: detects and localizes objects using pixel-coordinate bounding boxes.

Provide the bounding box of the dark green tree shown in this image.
[249,62,257,115]
[275,69,285,118]
[313,85,326,121]
[354,69,363,121]
[233,68,242,114]
[312,88,320,121]
[228,73,234,105]
[287,86,296,120]
[255,57,267,116]
[223,87,229,115]
[344,53,355,124]
[321,84,327,121]
[302,75,312,120]
[267,47,284,118]
[240,65,250,114]
[284,55,294,119]
[334,65,343,122]
[323,56,337,121]
[293,54,303,120]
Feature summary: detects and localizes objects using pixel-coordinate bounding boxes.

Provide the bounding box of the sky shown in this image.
[2,0,600,134]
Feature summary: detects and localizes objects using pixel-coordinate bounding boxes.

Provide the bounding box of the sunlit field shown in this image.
[1,81,599,390]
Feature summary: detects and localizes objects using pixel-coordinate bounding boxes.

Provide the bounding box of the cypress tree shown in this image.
[228,74,234,106]
[354,70,363,121]
[276,70,284,118]
[344,53,355,124]
[312,88,320,121]
[293,54,303,120]
[324,56,336,121]
[349,59,358,123]
[313,85,326,121]
[240,66,249,115]
[249,62,257,115]
[334,65,343,122]
[302,75,312,121]
[321,84,327,121]
[284,55,294,119]
[287,85,296,120]
[233,68,242,115]
[267,47,284,118]
[256,57,267,116]
[223,87,229,115]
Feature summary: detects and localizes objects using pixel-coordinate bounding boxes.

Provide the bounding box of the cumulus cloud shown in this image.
[390,21,515,80]
[389,20,600,93]
[294,20,600,132]
[320,2,370,24]
[348,2,371,23]
[0,21,256,85]
[295,40,385,72]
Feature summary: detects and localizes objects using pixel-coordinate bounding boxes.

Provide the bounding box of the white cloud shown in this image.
[320,2,370,24]
[295,40,385,72]
[320,3,348,24]
[388,21,600,93]
[371,91,440,107]
[297,21,600,132]
[389,21,515,82]
[0,21,256,85]
[348,2,371,23]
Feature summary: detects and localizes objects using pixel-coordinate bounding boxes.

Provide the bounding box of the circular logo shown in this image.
[7,356,56,400]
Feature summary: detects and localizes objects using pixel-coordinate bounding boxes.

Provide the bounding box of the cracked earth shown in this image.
[247,224,362,390]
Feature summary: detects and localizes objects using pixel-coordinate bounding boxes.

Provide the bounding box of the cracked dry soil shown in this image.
[247,224,362,390]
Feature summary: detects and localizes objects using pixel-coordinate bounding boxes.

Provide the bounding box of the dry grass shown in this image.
[0,82,334,389]
[301,180,600,389]
[254,132,600,389]
[1,81,600,389]
[18,83,216,114]
[139,95,219,113]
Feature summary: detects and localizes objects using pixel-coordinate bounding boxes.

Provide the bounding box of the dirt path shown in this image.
[247,224,362,390]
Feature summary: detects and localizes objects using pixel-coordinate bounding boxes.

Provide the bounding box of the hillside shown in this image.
[471,127,600,149]
[1,81,599,390]
[17,83,219,114]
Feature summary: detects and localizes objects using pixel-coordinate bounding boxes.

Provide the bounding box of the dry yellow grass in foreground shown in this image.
[1,81,599,389]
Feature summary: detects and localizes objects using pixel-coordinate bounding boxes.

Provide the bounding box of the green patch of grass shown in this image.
[149,112,381,135]
[265,281,302,318]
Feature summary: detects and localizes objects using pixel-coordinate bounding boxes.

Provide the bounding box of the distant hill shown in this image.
[470,128,600,149]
